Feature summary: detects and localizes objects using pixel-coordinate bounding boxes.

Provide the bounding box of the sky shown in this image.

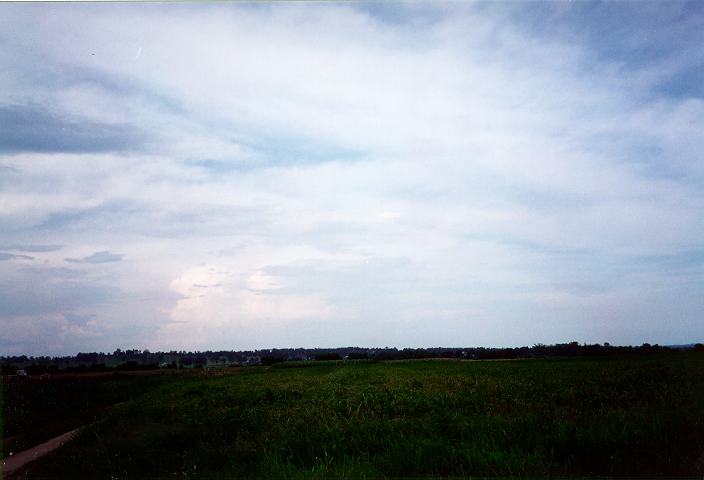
[0,2,703,356]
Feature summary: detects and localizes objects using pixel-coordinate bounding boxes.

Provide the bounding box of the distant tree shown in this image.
[315,352,341,361]
[117,361,140,371]
[694,343,704,352]
[261,355,284,366]
[347,352,369,360]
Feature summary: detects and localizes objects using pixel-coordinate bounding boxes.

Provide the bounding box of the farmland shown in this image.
[4,353,704,478]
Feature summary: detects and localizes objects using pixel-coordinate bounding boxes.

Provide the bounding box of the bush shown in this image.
[261,355,284,366]
[348,352,369,360]
[314,352,341,361]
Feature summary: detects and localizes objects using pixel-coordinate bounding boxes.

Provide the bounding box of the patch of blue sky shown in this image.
[654,66,704,100]
[352,1,448,27]
[515,2,697,54]
[30,209,99,233]
[231,0,445,29]
[463,233,594,258]
[630,250,704,270]
[511,188,595,213]
[579,132,693,183]
[460,234,627,294]
[249,131,365,166]
[29,202,138,234]
[501,1,703,98]
[186,133,365,174]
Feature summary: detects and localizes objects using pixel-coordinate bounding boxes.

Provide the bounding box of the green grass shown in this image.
[2,371,186,455]
[12,354,704,478]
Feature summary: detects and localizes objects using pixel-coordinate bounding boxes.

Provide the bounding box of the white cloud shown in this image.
[150,264,338,350]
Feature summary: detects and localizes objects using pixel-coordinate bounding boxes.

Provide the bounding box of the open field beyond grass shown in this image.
[5,353,704,478]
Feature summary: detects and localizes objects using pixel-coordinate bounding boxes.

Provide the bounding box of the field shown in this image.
[2,370,191,456]
[4,353,704,478]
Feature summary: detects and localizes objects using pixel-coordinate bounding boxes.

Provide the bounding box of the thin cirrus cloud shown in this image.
[0,2,703,355]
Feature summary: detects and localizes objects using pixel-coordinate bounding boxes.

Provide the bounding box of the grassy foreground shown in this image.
[14,354,704,478]
[2,371,190,456]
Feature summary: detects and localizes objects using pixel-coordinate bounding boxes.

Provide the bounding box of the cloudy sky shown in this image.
[1,2,703,356]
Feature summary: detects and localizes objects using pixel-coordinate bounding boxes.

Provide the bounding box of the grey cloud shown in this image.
[65,250,124,264]
[0,279,119,316]
[18,266,87,279]
[0,103,148,154]
[30,200,273,240]
[0,338,25,348]
[0,244,62,252]
[193,283,222,288]
[33,205,121,233]
[0,252,34,261]
[64,312,96,326]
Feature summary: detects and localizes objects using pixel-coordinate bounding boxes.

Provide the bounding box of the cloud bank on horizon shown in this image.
[1,2,703,355]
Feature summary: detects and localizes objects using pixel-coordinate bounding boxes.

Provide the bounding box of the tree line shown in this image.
[2,342,702,375]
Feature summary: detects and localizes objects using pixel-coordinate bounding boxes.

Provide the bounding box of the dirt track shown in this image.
[2,428,80,478]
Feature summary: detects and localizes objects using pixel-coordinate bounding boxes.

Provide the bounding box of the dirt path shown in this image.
[2,427,80,477]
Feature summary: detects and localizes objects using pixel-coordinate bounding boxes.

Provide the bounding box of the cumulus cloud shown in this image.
[0,2,702,354]
[150,265,338,351]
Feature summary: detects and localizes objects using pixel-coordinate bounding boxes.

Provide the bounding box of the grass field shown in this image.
[2,371,190,456]
[6,353,704,478]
